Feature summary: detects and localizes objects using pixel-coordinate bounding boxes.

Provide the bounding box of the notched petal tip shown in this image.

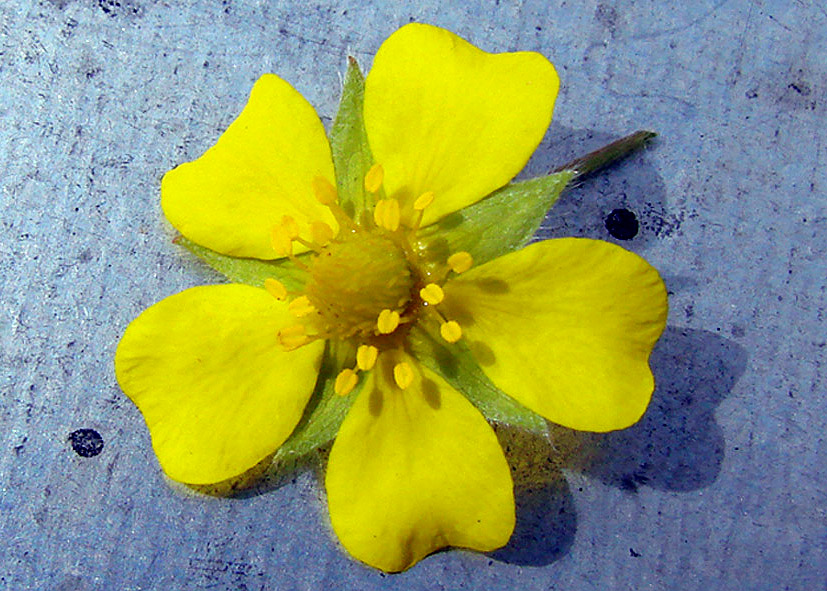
[326,355,514,572]
[160,72,336,260]
[115,284,324,484]
[364,23,560,226]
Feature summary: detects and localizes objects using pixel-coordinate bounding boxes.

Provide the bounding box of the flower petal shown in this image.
[162,74,337,259]
[115,284,324,484]
[442,239,668,432]
[364,23,559,225]
[325,351,514,572]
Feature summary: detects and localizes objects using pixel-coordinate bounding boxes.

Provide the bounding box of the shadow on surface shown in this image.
[555,326,748,492]
[489,425,576,567]
[492,327,748,567]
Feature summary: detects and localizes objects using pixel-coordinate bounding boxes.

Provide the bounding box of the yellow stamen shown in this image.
[288,295,316,318]
[413,191,435,211]
[364,163,384,193]
[334,368,359,396]
[419,283,444,305]
[312,176,338,205]
[376,309,400,334]
[440,320,462,343]
[393,362,414,390]
[277,324,308,350]
[356,345,378,371]
[281,215,300,239]
[374,198,400,232]
[264,278,287,301]
[310,220,335,245]
[447,251,473,274]
[270,225,293,257]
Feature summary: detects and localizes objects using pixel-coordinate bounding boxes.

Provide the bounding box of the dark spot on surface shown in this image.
[97,0,142,17]
[69,429,104,457]
[605,208,639,240]
[14,437,27,456]
[730,325,745,338]
[595,3,619,29]
[788,82,811,96]
[630,548,642,557]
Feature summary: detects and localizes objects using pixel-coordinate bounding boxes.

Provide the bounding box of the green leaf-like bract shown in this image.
[275,339,359,459]
[329,58,374,224]
[416,170,574,270]
[408,326,548,435]
[177,236,309,291]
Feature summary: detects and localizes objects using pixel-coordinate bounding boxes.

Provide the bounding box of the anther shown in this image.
[374,198,401,232]
[356,345,379,371]
[277,324,308,350]
[419,283,444,306]
[413,191,435,211]
[270,225,293,257]
[376,309,400,334]
[312,176,338,205]
[310,220,335,245]
[440,320,462,343]
[334,368,359,396]
[264,278,288,301]
[364,163,384,193]
[288,295,316,318]
[447,251,473,274]
[393,362,414,390]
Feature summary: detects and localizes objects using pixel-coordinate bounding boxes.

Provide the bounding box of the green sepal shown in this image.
[416,171,574,271]
[273,339,359,460]
[408,325,548,437]
[176,236,309,291]
[329,57,374,225]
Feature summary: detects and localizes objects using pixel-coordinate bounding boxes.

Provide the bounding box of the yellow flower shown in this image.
[115,23,667,572]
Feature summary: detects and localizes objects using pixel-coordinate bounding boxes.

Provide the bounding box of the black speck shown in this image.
[630,548,642,557]
[69,429,104,457]
[605,208,639,240]
[788,82,811,96]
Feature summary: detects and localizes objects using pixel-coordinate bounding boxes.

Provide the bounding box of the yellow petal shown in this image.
[326,351,514,572]
[364,23,558,226]
[162,74,337,259]
[442,239,668,432]
[115,285,324,484]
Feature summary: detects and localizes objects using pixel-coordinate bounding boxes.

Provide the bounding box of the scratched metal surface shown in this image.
[1,1,824,589]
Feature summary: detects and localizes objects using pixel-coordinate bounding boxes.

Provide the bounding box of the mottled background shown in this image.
[1,1,824,589]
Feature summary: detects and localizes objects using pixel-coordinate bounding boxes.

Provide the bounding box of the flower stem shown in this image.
[554,130,657,180]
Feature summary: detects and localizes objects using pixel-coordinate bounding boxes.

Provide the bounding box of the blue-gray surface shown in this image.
[1,0,825,589]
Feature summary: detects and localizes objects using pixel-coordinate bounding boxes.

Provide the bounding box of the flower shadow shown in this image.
[556,326,748,492]
[488,425,577,566]
[490,326,748,566]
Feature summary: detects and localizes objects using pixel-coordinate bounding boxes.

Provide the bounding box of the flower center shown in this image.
[305,230,414,339]
[268,165,476,396]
